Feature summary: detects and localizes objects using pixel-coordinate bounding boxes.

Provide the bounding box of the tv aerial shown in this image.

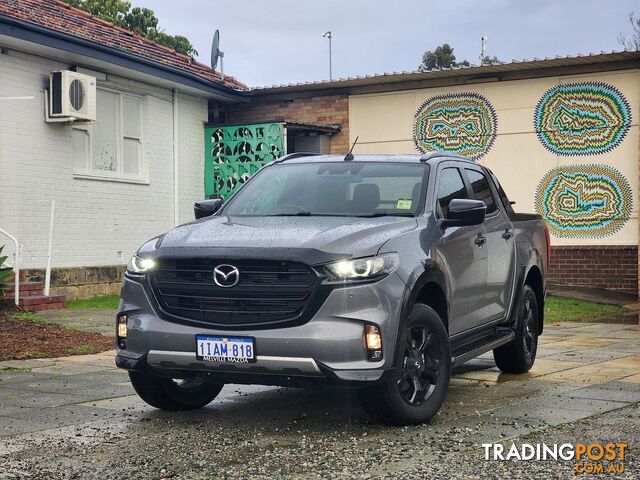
[211,29,225,80]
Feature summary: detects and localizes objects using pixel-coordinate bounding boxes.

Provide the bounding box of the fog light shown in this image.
[117,315,127,349]
[365,324,383,361]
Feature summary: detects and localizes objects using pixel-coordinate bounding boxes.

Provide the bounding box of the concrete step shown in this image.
[6,281,44,298]
[18,294,66,312]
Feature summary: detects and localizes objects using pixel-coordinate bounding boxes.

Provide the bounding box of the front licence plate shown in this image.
[196,335,255,363]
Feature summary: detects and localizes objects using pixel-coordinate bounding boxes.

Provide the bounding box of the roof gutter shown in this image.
[0,13,250,103]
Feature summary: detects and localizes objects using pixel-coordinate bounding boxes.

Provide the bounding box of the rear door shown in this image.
[433,163,488,335]
[463,166,516,321]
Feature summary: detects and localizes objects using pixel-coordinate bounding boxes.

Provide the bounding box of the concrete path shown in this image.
[36,308,116,336]
[0,322,639,478]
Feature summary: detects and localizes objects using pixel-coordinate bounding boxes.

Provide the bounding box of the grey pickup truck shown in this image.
[116,152,549,425]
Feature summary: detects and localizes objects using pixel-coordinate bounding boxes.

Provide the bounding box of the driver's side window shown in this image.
[436,168,468,217]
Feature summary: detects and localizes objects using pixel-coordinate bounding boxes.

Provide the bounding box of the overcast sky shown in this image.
[142,0,637,87]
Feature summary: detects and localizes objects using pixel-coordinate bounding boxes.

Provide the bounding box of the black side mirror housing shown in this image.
[440,199,486,228]
[194,199,224,219]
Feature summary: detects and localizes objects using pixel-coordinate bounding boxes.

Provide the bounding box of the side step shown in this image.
[451,327,514,367]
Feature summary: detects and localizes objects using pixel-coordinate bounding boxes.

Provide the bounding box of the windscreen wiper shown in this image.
[356,212,415,218]
[275,211,312,216]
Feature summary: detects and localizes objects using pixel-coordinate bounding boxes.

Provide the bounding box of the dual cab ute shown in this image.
[116,152,548,425]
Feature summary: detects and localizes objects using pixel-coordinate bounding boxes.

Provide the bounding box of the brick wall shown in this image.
[226,94,349,154]
[549,246,638,295]
[22,265,125,300]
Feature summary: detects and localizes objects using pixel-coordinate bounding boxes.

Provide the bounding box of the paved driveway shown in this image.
[0,322,639,478]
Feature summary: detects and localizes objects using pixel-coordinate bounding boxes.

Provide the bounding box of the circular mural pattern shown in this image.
[535,164,633,238]
[534,82,631,156]
[413,92,497,160]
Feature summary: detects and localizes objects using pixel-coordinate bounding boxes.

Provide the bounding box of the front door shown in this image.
[464,167,516,322]
[433,165,488,335]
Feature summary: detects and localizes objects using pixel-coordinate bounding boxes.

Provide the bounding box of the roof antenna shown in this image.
[344,136,359,162]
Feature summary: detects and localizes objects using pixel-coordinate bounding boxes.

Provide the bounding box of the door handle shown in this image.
[502,230,513,240]
[474,233,486,246]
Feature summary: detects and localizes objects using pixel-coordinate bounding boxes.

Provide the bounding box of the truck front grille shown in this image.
[148,258,326,329]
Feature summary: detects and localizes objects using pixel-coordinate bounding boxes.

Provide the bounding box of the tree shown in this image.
[481,55,503,66]
[419,44,470,71]
[618,12,640,50]
[63,0,198,57]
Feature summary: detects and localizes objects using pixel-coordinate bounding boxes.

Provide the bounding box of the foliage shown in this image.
[0,245,13,300]
[419,43,470,71]
[63,0,198,56]
[481,55,503,66]
[618,12,640,50]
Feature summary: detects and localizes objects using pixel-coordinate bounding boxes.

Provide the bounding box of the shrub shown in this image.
[0,245,13,300]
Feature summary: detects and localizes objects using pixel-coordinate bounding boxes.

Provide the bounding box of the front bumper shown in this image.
[116,272,407,385]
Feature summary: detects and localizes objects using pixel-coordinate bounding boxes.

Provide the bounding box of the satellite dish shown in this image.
[210,29,225,80]
[211,29,220,69]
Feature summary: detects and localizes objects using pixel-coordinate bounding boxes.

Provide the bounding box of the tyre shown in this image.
[493,284,539,373]
[359,304,451,426]
[129,371,224,411]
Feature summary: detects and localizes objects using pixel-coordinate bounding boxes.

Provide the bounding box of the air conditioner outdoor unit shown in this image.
[47,70,96,122]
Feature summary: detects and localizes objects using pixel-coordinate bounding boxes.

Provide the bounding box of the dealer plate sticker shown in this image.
[196,335,255,363]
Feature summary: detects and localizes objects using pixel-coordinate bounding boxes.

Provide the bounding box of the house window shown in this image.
[72,89,144,181]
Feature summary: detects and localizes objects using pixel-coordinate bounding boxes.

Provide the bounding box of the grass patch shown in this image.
[545,295,624,323]
[12,312,56,326]
[66,294,120,310]
[25,351,48,358]
[67,344,94,355]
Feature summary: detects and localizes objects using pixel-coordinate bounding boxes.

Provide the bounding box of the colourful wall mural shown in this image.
[535,165,633,238]
[204,123,285,199]
[412,92,497,160]
[534,82,631,155]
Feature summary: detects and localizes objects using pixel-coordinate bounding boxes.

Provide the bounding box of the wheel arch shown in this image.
[523,265,544,335]
[385,264,450,381]
[406,264,449,333]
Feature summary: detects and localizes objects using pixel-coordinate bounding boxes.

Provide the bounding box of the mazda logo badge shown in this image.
[213,264,240,288]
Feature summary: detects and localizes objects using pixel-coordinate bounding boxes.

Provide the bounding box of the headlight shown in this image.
[325,253,399,281]
[127,254,156,274]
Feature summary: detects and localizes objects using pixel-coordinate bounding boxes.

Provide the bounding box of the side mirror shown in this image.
[440,199,486,228]
[194,199,224,219]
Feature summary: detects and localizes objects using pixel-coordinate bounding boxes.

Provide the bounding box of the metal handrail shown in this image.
[0,228,19,305]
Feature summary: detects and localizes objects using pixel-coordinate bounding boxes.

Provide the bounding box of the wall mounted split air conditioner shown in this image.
[46,70,96,122]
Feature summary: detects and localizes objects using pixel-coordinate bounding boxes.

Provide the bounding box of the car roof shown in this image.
[273,152,477,166]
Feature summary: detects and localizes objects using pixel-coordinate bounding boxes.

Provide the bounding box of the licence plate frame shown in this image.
[195,335,256,363]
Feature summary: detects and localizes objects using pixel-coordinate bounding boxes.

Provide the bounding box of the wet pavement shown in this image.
[0,321,639,478]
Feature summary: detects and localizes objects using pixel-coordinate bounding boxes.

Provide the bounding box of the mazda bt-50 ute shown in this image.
[116,152,548,425]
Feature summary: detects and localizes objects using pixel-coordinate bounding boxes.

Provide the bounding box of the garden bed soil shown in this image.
[0,303,114,361]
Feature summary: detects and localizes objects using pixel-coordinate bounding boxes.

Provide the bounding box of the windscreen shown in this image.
[223,162,427,217]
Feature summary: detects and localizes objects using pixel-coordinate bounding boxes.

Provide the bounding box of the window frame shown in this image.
[434,163,471,219]
[72,87,145,184]
[462,166,499,217]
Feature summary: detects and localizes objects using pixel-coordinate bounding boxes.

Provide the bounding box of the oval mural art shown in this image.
[535,165,633,238]
[413,92,497,160]
[534,82,631,155]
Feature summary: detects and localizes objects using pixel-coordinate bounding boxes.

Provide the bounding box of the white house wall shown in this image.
[0,48,207,268]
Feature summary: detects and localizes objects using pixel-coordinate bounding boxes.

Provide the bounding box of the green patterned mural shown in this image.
[204,123,285,199]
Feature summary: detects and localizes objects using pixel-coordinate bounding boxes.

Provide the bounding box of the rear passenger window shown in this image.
[466,169,497,214]
[437,168,468,217]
